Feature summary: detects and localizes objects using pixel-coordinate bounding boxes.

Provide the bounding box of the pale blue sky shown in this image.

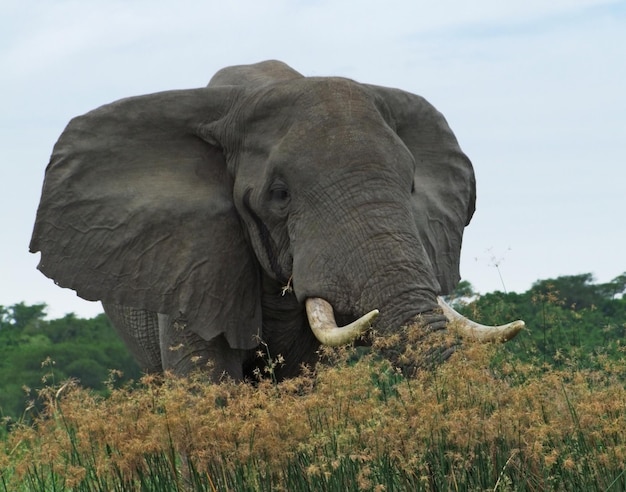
[2,0,624,318]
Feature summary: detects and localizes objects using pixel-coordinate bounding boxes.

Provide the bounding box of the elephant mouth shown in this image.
[305,297,524,346]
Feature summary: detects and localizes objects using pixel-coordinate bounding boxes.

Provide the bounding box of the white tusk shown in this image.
[306,297,379,347]
[437,296,524,342]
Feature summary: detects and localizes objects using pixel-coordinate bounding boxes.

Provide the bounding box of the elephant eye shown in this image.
[411,180,416,194]
[269,186,290,203]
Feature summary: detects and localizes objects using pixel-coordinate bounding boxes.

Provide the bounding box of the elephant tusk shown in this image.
[306,298,379,347]
[437,297,524,342]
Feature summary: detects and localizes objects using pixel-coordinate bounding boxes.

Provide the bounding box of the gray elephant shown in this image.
[30,60,523,381]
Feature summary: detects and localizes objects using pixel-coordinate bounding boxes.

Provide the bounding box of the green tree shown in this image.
[459,273,626,367]
[0,302,46,331]
[445,280,478,308]
[0,304,141,420]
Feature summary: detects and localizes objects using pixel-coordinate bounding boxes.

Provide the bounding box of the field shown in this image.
[2,339,625,491]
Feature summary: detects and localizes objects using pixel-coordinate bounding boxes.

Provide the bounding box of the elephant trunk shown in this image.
[291,172,524,346]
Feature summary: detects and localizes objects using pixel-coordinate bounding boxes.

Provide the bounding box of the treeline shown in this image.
[1,272,625,420]
[453,272,626,366]
[0,303,141,420]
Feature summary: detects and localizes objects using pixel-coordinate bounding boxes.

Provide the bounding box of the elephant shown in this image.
[30,60,523,381]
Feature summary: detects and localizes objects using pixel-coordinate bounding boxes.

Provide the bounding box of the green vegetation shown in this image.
[452,272,626,367]
[0,303,141,421]
[1,273,625,490]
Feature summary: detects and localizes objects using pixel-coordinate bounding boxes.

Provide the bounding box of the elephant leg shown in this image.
[102,303,163,374]
[158,314,247,381]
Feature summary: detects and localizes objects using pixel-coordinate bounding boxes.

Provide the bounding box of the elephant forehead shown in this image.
[241,77,380,127]
[237,78,392,154]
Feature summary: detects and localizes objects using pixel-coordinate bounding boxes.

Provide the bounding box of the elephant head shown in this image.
[30,60,523,380]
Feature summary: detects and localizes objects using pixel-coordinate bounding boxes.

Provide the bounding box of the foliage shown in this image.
[0,303,141,422]
[1,344,625,491]
[454,272,626,368]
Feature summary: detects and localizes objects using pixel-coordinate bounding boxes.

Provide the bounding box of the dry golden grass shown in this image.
[2,342,626,490]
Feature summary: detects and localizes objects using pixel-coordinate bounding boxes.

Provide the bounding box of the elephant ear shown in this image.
[368,85,477,295]
[30,87,262,350]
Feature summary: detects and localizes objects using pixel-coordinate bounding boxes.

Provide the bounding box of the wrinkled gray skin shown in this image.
[30,61,476,380]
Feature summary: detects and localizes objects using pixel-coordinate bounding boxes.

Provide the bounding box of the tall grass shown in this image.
[2,341,625,491]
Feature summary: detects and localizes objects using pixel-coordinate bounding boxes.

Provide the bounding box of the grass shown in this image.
[1,341,625,491]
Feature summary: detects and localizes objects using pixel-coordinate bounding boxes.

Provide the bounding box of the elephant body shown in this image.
[31,61,515,381]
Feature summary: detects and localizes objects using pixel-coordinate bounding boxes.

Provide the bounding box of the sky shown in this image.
[2,0,625,319]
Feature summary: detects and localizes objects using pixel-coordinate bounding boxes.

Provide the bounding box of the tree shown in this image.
[0,302,47,331]
[531,272,626,315]
[598,272,626,299]
[0,304,140,420]
[531,273,602,310]
[458,273,626,367]
[444,280,478,308]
